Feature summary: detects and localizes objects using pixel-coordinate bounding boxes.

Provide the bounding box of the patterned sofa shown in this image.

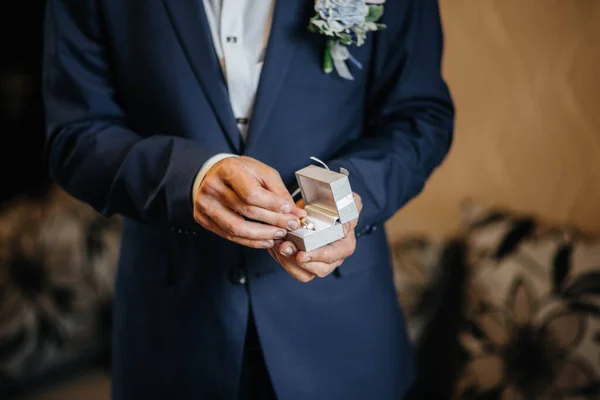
[0,188,120,396]
[395,202,600,400]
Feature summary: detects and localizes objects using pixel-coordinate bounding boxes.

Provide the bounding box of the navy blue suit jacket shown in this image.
[43,0,454,398]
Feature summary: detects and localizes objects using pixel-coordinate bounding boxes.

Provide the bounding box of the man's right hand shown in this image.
[193,156,306,249]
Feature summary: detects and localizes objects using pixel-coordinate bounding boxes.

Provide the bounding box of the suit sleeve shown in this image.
[43,0,214,230]
[327,0,454,235]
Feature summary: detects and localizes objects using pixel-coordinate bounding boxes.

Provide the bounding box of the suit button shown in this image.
[229,268,247,285]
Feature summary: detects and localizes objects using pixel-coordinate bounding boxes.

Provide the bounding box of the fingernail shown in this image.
[280,203,292,213]
[287,220,299,230]
[274,230,286,239]
[302,256,311,262]
[261,241,274,248]
[281,247,294,256]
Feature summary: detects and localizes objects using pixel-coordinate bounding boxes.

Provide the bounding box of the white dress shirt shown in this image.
[192,0,275,198]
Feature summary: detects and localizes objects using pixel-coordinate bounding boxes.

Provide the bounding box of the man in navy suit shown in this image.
[43,0,454,398]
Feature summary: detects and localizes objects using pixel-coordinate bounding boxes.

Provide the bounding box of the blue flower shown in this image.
[315,0,369,33]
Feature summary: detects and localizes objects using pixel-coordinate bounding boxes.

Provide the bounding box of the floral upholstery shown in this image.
[457,203,600,399]
[0,188,120,391]
[393,203,600,399]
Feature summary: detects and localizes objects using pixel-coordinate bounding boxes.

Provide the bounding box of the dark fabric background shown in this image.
[0,1,50,206]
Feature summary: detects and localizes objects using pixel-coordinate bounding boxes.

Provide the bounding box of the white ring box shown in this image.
[286,165,359,252]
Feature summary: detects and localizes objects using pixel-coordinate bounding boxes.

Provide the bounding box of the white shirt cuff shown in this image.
[192,153,239,203]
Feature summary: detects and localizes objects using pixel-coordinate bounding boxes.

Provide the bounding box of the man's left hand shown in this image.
[268,193,362,283]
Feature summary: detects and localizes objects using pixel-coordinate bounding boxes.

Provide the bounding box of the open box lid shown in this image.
[295,165,359,224]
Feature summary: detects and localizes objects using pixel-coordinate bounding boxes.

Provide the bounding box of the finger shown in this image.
[235,157,301,209]
[226,176,300,217]
[343,222,352,236]
[349,193,362,230]
[194,211,275,249]
[268,247,281,263]
[284,263,316,283]
[353,192,363,214]
[245,160,295,205]
[277,241,298,257]
[202,197,287,241]
[228,233,275,249]
[291,198,307,219]
[260,167,295,203]
[269,248,315,283]
[299,234,356,264]
[297,259,341,278]
[248,160,306,218]
[290,206,307,218]
[220,186,303,231]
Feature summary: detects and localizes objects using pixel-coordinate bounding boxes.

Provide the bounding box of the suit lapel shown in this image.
[163,0,242,153]
[243,0,309,155]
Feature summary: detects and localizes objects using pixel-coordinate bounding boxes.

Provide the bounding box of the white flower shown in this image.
[309,0,386,79]
[315,0,369,32]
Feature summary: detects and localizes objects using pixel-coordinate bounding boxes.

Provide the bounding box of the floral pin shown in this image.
[308,0,386,80]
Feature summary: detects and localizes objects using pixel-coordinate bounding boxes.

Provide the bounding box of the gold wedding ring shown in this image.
[300,217,315,231]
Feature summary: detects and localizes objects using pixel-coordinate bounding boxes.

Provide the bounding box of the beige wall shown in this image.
[386,0,600,241]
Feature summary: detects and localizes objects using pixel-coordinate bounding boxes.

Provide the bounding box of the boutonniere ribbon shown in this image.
[308,0,386,80]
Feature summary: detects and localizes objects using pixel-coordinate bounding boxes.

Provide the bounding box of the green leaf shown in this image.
[338,33,353,45]
[376,23,387,30]
[366,5,384,23]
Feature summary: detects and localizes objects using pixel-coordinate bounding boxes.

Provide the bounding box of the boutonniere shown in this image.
[308,0,386,80]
